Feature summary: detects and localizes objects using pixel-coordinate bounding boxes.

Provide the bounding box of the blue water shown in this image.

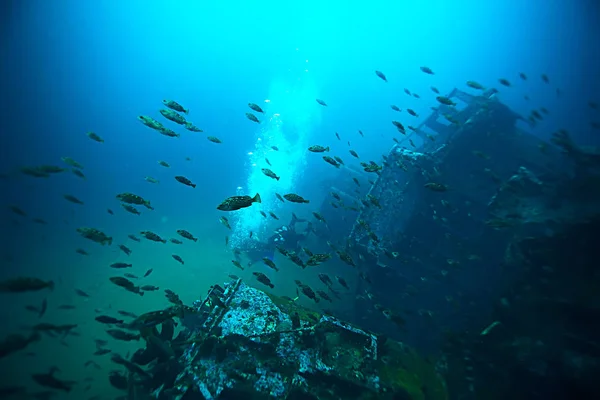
[0,0,599,398]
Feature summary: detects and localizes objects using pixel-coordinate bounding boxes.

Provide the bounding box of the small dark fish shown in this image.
[57,304,75,310]
[316,99,328,106]
[245,112,260,123]
[253,272,274,288]
[75,248,89,256]
[63,194,84,205]
[170,238,183,244]
[217,194,261,211]
[105,329,140,342]
[176,230,197,242]
[121,204,140,215]
[0,277,54,293]
[375,70,387,82]
[74,289,90,297]
[110,262,132,269]
[420,66,434,75]
[283,193,309,203]
[248,103,264,113]
[84,360,101,369]
[140,231,166,243]
[124,273,138,279]
[172,255,184,265]
[117,310,138,318]
[162,99,188,114]
[175,175,196,188]
[118,244,131,256]
[107,209,114,215]
[143,268,153,277]
[140,285,159,291]
[39,299,47,318]
[93,348,111,356]
[95,316,124,324]
[31,368,76,392]
[127,234,140,242]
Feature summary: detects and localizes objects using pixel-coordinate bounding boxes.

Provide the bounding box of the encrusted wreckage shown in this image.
[144,279,448,400]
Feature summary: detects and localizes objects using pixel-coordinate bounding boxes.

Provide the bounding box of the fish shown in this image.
[246,112,260,123]
[436,96,456,106]
[61,157,84,169]
[159,109,187,125]
[172,255,184,265]
[86,132,104,143]
[217,193,262,211]
[185,122,203,132]
[162,99,189,114]
[74,289,90,297]
[77,227,113,245]
[106,329,140,341]
[248,103,264,113]
[323,156,340,168]
[93,348,111,356]
[220,217,231,229]
[207,136,222,144]
[424,182,448,192]
[262,257,279,272]
[466,81,485,90]
[316,99,328,106]
[110,262,132,269]
[261,168,280,180]
[283,193,309,203]
[121,204,141,215]
[109,277,144,296]
[31,368,76,392]
[116,193,153,209]
[176,230,197,241]
[308,145,329,152]
[175,175,196,188]
[140,231,166,243]
[375,70,387,82]
[0,277,54,293]
[253,272,274,288]
[63,194,84,205]
[95,316,124,324]
[118,244,131,256]
[420,66,434,74]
